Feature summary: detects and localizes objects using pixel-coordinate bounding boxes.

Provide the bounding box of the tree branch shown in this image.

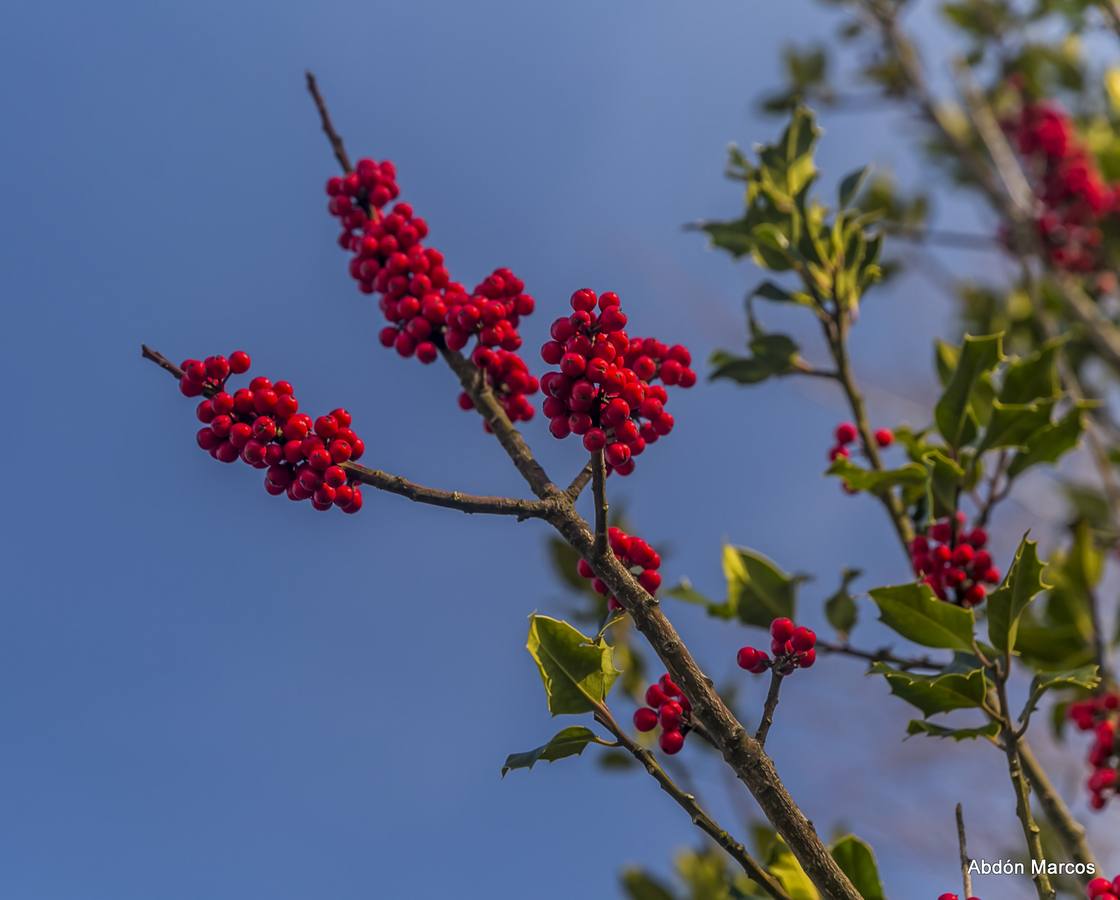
[593,705,792,900]
[956,803,974,899]
[565,462,594,500]
[1019,741,1098,871]
[816,639,943,672]
[755,671,784,747]
[305,71,353,174]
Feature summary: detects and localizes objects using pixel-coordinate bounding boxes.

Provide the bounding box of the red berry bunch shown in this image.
[633,673,693,755]
[184,352,365,513]
[909,513,1000,606]
[938,894,980,900]
[736,618,816,675]
[1088,876,1120,899]
[1007,98,1119,273]
[575,527,662,611]
[828,421,892,462]
[540,289,694,475]
[327,159,539,424]
[1067,692,1119,810]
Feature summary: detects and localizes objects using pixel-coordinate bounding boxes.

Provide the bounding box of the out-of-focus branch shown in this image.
[306,71,352,174]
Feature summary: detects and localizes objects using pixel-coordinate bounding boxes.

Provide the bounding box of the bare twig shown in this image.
[956,803,974,899]
[305,71,352,174]
[755,671,784,747]
[593,704,792,900]
[816,639,942,672]
[565,462,594,500]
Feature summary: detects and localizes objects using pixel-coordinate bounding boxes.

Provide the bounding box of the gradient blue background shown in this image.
[2,1,1116,898]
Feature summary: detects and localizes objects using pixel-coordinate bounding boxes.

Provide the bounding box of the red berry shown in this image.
[874,427,894,447]
[835,422,858,444]
[633,707,658,732]
[658,729,685,755]
[770,618,795,643]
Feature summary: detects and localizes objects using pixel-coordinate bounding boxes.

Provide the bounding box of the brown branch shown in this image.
[340,463,552,519]
[956,803,974,899]
[593,705,792,900]
[1018,741,1097,871]
[816,639,943,672]
[141,344,186,380]
[755,671,784,747]
[305,71,352,174]
[565,462,594,500]
[591,450,608,557]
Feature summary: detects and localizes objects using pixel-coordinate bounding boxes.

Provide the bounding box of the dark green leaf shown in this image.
[977,399,1056,454]
[526,615,620,715]
[1021,666,1101,724]
[987,537,1050,655]
[869,583,976,651]
[934,340,959,387]
[829,835,884,900]
[1007,405,1086,478]
[905,720,1000,741]
[872,662,987,717]
[501,726,601,776]
[1000,340,1063,404]
[838,166,871,209]
[934,333,1003,449]
[922,449,965,519]
[621,869,677,900]
[827,457,928,496]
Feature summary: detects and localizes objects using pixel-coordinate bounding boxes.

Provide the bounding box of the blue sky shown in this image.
[1,1,1115,898]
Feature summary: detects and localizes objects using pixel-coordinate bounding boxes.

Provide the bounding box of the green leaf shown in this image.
[666,579,734,620]
[869,583,976,651]
[829,835,884,900]
[1007,405,1086,478]
[1000,340,1063,404]
[987,537,1050,655]
[934,333,1003,449]
[905,720,1000,741]
[526,615,620,715]
[976,399,1056,454]
[501,727,602,776]
[766,841,819,900]
[825,568,861,638]
[620,869,677,900]
[1021,666,1101,723]
[921,449,965,519]
[934,340,960,387]
[827,457,928,496]
[723,545,800,629]
[752,279,811,305]
[710,332,801,386]
[871,662,987,717]
[838,166,871,209]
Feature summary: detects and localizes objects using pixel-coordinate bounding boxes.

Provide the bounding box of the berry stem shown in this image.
[815,639,942,673]
[591,703,793,900]
[955,803,973,900]
[755,671,784,748]
[565,461,594,500]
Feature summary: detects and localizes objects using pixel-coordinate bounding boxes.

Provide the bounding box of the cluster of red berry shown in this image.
[540,289,694,475]
[1088,876,1120,898]
[327,159,539,425]
[828,421,893,462]
[1068,692,1119,810]
[184,352,365,513]
[909,514,1000,606]
[633,673,692,754]
[1008,97,1118,273]
[575,526,662,612]
[736,618,817,675]
[938,894,980,900]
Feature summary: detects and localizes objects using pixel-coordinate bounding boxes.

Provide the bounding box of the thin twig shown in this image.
[593,704,792,900]
[755,671,784,746]
[816,639,942,672]
[956,803,974,899]
[305,71,352,174]
[565,462,594,500]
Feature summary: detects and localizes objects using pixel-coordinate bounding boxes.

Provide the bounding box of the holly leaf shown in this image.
[501,727,602,776]
[829,835,884,900]
[905,720,1000,741]
[752,279,813,306]
[710,333,800,386]
[977,399,1056,454]
[1007,405,1086,478]
[934,333,1003,449]
[526,616,620,714]
[666,579,734,620]
[620,869,677,900]
[922,449,965,519]
[1000,340,1063,404]
[869,583,976,651]
[987,537,1050,655]
[723,545,801,628]
[1021,666,1101,724]
[838,166,871,209]
[827,457,928,496]
[871,662,987,717]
